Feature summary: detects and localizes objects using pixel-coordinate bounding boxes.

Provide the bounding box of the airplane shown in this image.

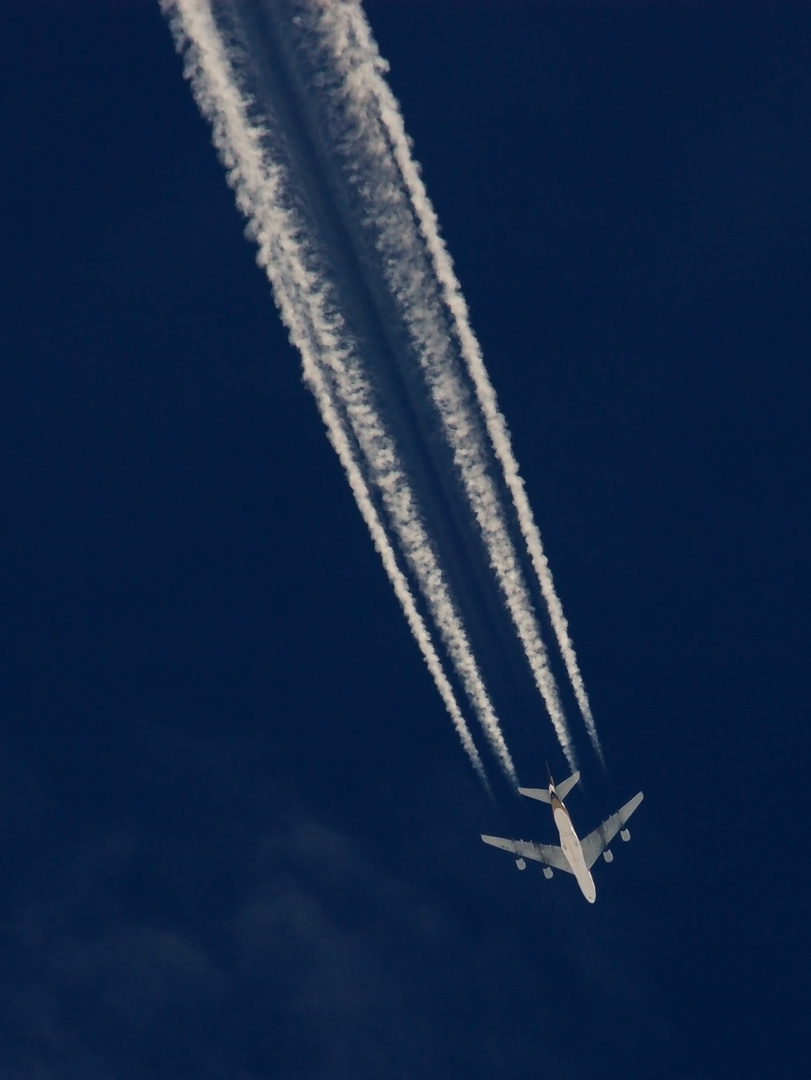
[481,770,643,903]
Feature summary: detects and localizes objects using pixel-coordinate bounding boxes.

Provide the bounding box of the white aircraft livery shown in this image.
[481,771,643,903]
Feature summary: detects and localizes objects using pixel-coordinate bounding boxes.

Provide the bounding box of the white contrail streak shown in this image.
[335,9,603,764]
[283,3,592,766]
[374,81,605,765]
[161,0,517,785]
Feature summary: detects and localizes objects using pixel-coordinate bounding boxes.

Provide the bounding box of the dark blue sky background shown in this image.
[1,2,809,1077]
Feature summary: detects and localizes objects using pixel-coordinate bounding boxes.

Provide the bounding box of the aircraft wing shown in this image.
[580,792,644,870]
[481,834,573,874]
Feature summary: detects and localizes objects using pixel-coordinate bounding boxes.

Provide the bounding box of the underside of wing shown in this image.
[481,835,573,873]
[581,792,644,869]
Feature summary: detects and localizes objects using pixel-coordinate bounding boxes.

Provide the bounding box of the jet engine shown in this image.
[542,866,554,880]
[515,857,527,871]
[620,828,631,841]
[603,849,614,863]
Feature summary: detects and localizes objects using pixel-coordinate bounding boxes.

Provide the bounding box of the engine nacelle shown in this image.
[603,849,614,863]
[542,866,554,880]
[620,828,631,842]
[515,857,527,871]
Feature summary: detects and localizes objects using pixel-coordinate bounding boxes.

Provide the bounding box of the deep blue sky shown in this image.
[1,2,809,1077]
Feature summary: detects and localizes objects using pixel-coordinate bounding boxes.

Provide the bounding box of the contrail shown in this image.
[161,0,517,785]
[162,0,601,777]
[270,2,588,767]
[330,8,604,765]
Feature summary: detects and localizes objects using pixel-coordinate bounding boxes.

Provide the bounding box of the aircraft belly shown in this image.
[554,807,597,903]
[571,860,596,903]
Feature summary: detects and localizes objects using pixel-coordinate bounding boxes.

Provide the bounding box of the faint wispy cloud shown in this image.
[0,734,567,1080]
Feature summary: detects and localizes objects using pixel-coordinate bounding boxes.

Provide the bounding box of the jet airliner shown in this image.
[481,771,643,903]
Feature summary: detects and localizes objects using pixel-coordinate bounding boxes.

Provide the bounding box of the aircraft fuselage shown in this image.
[550,785,596,903]
[481,771,643,902]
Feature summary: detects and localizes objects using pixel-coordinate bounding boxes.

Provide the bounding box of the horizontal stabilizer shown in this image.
[518,770,580,804]
[517,787,550,803]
